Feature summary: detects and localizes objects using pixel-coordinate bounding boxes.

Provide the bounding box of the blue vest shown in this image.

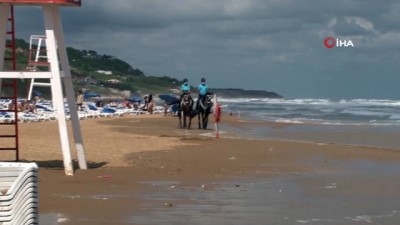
[181,84,190,92]
[198,84,208,96]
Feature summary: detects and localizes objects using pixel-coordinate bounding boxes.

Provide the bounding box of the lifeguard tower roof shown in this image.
[0,0,81,6]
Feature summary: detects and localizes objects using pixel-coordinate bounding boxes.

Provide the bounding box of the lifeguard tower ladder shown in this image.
[0,5,18,161]
[26,35,51,100]
[0,0,87,176]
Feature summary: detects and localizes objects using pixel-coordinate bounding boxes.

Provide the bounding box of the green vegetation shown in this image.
[7,38,182,98]
[3,38,281,99]
[67,47,145,77]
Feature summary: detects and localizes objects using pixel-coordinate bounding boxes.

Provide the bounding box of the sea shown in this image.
[218,97,400,150]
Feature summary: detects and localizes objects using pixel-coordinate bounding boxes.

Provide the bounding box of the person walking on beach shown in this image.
[76,90,84,111]
[196,77,209,110]
[146,94,154,114]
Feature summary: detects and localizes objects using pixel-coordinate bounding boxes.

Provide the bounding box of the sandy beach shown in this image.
[3,113,400,224]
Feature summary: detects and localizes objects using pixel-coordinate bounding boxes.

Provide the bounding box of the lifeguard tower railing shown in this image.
[1,0,81,6]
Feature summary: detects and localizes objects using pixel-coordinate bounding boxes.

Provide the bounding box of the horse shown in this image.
[178,93,195,129]
[198,94,213,129]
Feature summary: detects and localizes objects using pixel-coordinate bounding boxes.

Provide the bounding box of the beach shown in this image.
[6,114,400,224]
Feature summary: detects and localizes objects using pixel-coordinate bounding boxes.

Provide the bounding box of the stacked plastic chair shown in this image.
[0,162,39,225]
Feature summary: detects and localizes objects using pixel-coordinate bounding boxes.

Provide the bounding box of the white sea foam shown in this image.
[344,211,400,224]
[219,97,400,127]
[341,109,390,117]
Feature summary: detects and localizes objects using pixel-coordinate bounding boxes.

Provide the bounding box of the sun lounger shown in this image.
[0,112,13,123]
[0,162,39,225]
[18,113,41,123]
[126,107,144,115]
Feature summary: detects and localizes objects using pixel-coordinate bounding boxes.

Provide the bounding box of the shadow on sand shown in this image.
[19,159,108,170]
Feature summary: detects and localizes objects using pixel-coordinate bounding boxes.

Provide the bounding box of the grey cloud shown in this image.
[8,0,400,98]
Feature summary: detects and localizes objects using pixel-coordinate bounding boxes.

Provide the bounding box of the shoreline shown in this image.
[221,114,400,151]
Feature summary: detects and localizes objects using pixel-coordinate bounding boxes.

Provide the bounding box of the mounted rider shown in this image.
[178,78,195,128]
[169,78,192,106]
[196,77,210,110]
[180,78,191,95]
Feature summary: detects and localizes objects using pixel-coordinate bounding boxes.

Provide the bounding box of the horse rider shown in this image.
[196,77,209,110]
[168,78,191,106]
[180,78,191,95]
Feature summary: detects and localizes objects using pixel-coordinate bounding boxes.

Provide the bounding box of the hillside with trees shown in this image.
[6,38,282,99]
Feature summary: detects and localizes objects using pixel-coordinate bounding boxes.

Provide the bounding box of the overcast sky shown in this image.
[11,0,400,99]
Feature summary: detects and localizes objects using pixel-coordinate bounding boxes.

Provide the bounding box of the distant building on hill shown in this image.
[169,88,180,93]
[107,79,121,84]
[97,70,112,75]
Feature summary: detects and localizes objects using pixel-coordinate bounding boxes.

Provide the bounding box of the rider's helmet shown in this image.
[201,78,206,82]
[183,78,188,83]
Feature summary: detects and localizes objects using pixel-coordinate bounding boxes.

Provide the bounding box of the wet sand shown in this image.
[4,114,400,224]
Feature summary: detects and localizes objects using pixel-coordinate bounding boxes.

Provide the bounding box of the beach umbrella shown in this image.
[84,92,101,99]
[158,94,179,104]
[128,96,143,103]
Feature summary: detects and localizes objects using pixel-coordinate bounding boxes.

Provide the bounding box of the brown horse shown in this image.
[178,94,194,129]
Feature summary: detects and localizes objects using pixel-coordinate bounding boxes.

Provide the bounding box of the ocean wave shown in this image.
[219,97,400,127]
[219,97,400,106]
[340,109,391,117]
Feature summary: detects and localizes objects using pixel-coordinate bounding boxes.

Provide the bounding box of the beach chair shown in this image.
[35,113,52,122]
[128,108,144,115]
[84,103,100,118]
[152,105,165,114]
[17,113,39,123]
[0,162,39,225]
[99,107,117,118]
[2,113,15,123]
[77,111,88,120]
[114,106,130,116]
[86,103,101,118]
[0,112,10,123]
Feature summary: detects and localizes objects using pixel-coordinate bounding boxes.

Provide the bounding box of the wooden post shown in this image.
[213,94,220,139]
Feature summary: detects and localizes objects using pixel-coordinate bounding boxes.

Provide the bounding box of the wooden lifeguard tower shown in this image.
[0,0,87,175]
